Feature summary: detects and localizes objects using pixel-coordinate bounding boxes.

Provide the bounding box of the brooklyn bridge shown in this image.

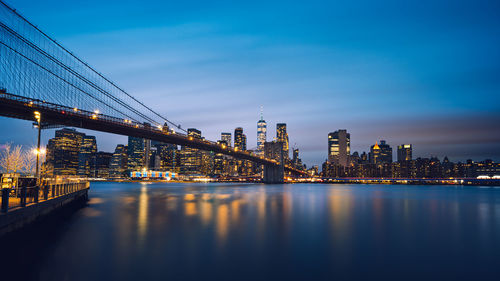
[0,1,304,183]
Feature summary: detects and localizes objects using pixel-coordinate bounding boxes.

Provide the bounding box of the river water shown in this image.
[2,182,500,280]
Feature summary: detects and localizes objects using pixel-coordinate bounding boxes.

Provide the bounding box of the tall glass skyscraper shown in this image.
[276,123,289,159]
[127,136,145,171]
[180,128,202,174]
[78,135,97,177]
[109,144,128,178]
[257,109,267,156]
[234,127,246,151]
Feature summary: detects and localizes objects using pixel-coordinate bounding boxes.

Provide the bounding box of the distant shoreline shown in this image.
[89,178,500,186]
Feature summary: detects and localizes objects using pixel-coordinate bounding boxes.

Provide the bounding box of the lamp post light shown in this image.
[34,111,42,185]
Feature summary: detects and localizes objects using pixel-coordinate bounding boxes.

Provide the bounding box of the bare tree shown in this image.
[22,148,37,176]
[0,143,23,173]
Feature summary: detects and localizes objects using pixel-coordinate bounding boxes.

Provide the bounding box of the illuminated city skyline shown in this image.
[0,0,499,167]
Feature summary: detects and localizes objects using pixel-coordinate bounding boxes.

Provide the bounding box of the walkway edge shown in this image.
[0,188,89,236]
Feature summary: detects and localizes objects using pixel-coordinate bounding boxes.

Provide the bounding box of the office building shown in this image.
[96,151,113,178]
[221,132,232,147]
[276,123,289,159]
[127,136,145,171]
[77,135,97,177]
[257,109,267,156]
[327,130,350,167]
[264,141,284,163]
[45,128,85,176]
[369,140,392,164]
[180,128,202,174]
[109,144,128,178]
[234,127,246,151]
[397,144,412,162]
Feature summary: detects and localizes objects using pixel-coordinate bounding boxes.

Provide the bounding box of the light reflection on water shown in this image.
[3,182,500,281]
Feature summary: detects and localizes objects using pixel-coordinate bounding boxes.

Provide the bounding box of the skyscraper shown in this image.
[95,151,113,178]
[328,130,350,167]
[109,144,128,178]
[78,135,97,177]
[180,128,202,174]
[264,141,284,163]
[221,132,232,147]
[370,140,392,164]
[127,136,145,171]
[257,109,267,156]
[214,140,227,176]
[156,143,177,171]
[45,128,85,176]
[143,123,151,170]
[397,144,412,162]
[234,127,246,151]
[276,123,289,159]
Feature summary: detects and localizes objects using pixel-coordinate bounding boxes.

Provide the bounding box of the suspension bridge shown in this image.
[0,1,304,183]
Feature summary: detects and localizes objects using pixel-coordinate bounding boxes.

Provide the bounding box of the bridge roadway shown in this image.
[0,90,306,176]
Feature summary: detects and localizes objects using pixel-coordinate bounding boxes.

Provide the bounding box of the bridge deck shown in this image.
[0,90,305,175]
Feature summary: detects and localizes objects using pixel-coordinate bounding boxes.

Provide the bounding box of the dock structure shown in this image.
[0,180,89,236]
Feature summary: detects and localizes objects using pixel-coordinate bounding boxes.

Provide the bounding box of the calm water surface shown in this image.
[3,182,500,280]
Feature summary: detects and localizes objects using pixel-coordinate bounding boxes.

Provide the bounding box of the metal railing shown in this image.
[0,180,89,213]
[0,90,303,174]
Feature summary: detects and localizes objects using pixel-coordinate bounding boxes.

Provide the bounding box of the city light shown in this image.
[34,111,41,122]
[73,107,78,112]
[92,114,97,119]
[94,109,99,114]
[32,148,46,155]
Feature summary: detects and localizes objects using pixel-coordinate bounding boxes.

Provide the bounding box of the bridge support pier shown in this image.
[263,163,284,184]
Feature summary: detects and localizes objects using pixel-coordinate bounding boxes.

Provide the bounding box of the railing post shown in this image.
[34,186,39,203]
[20,186,27,207]
[51,184,55,198]
[1,189,9,213]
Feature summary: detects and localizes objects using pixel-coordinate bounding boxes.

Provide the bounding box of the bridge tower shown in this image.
[263,141,285,184]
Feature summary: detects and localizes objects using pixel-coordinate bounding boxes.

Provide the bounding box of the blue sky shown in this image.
[1,0,499,166]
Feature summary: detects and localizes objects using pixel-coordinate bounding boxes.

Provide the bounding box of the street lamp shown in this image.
[34,111,42,185]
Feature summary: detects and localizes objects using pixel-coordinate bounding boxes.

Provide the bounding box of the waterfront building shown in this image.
[127,136,145,171]
[257,109,267,156]
[78,135,97,177]
[276,123,289,159]
[45,128,85,176]
[109,144,128,178]
[327,130,350,167]
[397,144,412,162]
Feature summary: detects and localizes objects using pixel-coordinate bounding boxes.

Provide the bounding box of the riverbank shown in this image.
[91,178,500,186]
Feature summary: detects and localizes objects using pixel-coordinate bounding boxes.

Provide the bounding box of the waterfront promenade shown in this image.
[0,180,89,235]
